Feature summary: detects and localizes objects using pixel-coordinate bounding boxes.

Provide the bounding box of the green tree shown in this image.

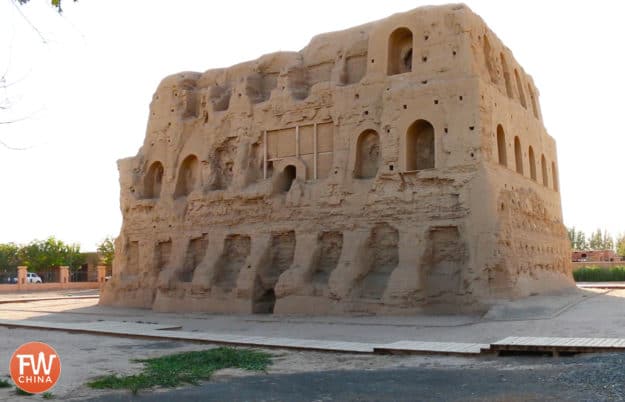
[64,242,86,270]
[589,229,604,250]
[603,230,614,251]
[575,231,587,250]
[567,227,588,250]
[567,227,576,249]
[616,234,625,258]
[0,243,21,277]
[97,237,115,267]
[20,237,85,277]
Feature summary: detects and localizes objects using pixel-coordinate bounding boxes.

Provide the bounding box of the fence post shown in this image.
[97,265,108,288]
[59,266,69,288]
[17,266,27,289]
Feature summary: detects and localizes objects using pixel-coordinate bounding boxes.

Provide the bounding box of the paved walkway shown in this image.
[1,287,625,356]
[577,282,625,289]
[0,289,99,303]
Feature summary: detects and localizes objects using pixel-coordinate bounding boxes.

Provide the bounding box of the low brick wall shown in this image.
[572,262,625,270]
[0,282,100,293]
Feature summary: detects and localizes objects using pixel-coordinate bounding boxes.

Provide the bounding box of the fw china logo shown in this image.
[10,342,61,394]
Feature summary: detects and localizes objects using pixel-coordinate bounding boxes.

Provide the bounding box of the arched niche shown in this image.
[280,165,296,192]
[514,69,527,108]
[406,119,435,171]
[174,154,199,198]
[527,83,540,119]
[500,53,513,99]
[528,146,537,181]
[143,161,164,199]
[514,136,523,175]
[354,129,380,179]
[496,125,507,167]
[541,154,549,187]
[387,27,413,76]
[272,157,306,193]
[552,161,559,192]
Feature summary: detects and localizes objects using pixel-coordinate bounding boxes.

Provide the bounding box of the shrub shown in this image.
[573,266,625,282]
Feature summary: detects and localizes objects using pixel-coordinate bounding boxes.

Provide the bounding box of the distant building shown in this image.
[572,250,618,262]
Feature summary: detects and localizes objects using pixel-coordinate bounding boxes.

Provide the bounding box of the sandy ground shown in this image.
[1,288,625,400]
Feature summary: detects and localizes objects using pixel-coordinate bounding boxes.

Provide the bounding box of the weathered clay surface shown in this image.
[100,4,574,314]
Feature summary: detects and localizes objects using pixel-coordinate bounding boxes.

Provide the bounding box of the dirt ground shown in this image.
[1,327,624,401]
[1,288,625,400]
[0,326,491,401]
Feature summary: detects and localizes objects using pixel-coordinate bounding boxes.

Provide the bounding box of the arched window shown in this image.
[527,83,539,119]
[387,28,413,76]
[528,146,537,181]
[279,165,296,192]
[552,161,559,192]
[500,54,513,99]
[541,154,548,187]
[483,36,497,83]
[174,155,199,198]
[406,119,435,171]
[354,130,380,179]
[514,136,523,175]
[514,69,527,108]
[144,161,164,199]
[496,125,507,167]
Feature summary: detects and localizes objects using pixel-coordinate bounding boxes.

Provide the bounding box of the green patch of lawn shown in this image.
[573,266,625,281]
[0,378,10,388]
[87,347,271,394]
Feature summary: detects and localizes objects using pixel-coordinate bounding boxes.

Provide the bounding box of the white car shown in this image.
[26,272,42,283]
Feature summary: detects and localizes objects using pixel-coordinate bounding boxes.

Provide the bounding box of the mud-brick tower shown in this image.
[101,4,574,314]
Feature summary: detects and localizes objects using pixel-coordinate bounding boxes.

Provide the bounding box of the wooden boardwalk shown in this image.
[491,336,625,355]
[374,341,489,355]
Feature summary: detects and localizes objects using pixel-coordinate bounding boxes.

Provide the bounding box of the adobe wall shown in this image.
[100,4,574,315]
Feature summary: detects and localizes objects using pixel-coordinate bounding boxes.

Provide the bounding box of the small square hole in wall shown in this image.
[371,59,375,63]
[364,110,369,116]
[469,126,475,130]
[444,128,448,133]
[403,104,407,109]
[452,50,457,56]
[424,35,429,40]
[421,80,428,84]
[389,164,394,171]
[434,100,439,104]
[422,56,428,62]
[459,96,463,101]
[355,93,359,99]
